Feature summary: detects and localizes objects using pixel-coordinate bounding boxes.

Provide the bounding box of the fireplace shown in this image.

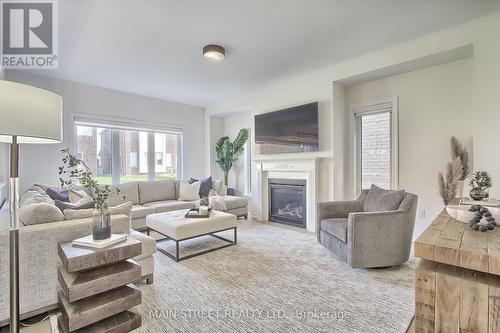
[268,178,306,228]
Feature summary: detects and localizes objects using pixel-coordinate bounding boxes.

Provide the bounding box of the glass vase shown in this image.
[92,202,111,240]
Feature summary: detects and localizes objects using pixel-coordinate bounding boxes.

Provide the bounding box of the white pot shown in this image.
[446,205,500,223]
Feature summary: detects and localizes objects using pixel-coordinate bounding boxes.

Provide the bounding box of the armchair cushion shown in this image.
[320,218,348,242]
[364,185,405,212]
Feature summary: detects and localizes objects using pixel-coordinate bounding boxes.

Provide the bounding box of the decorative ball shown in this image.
[468,204,496,232]
[479,225,489,232]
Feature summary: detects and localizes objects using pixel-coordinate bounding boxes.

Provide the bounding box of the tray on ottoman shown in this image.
[184,207,212,218]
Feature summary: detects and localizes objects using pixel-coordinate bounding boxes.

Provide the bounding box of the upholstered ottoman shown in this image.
[146,210,237,262]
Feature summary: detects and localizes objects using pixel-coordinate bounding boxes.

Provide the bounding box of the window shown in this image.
[119,129,148,183]
[154,132,179,180]
[354,100,398,194]
[156,152,164,166]
[75,126,113,184]
[74,116,183,186]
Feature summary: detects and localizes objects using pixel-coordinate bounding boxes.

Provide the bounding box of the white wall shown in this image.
[221,112,252,194]
[4,71,206,191]
[209,116,224,181]
[346,58,474,236]
[207,12,500,237]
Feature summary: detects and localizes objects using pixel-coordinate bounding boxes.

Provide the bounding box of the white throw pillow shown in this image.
[68,188,87,203]
[178,181,201,201]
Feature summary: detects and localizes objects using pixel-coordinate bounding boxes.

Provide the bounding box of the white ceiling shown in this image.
[25,0,500,107]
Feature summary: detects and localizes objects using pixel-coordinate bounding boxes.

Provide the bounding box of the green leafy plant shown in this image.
[58,148,122,210]
[215,128,249,186]
[200,196,209,207]
[468,171,493,190]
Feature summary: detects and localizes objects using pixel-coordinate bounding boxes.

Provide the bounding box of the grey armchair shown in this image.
[316,190,418,268]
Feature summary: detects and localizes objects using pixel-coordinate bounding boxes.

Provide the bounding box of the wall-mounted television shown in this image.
[255,102,319,154]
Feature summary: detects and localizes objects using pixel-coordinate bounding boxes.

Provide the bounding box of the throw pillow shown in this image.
[45,187,69,202]
[220,185,228,196]
[178,181,201,201]
[189,176,212,197]
[364,184,405,212]
[20,202,64,225]
[63,201,133,221]
[68,188,87,203]
[209,195,227,212]
[55,195,94,212]
[208,189,219,197]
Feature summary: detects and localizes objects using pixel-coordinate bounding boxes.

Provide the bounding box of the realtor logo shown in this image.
[1,0,58,69]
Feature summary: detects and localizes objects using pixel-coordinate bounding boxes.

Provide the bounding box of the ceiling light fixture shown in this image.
[203,45,225,62]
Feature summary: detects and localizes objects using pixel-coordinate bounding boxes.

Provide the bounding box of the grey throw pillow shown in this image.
[189,176,212,197]
[55,196,95,212]
[364,184,405,212]
[46,187,69,202]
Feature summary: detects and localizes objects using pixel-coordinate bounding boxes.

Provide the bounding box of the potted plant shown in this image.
[215,128,249,186]
[468,171,493,201]
[58,148,123,239]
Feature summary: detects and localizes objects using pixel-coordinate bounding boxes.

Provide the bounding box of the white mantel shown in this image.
[254,157,320,232]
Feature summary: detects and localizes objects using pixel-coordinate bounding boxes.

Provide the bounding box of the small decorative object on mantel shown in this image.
[468,204,496,232]
[59,148,125,240]
[468,171,492,201]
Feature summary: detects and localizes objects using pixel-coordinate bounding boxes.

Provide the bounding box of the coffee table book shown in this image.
[72,233,127,249]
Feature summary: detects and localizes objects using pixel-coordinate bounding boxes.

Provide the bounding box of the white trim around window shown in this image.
[352,97,399,195]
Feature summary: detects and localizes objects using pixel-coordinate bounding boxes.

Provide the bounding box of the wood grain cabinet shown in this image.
[57,237,143,332]
[414,209,500,333]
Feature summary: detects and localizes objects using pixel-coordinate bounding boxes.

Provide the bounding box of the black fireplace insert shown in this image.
[268,178,306,228]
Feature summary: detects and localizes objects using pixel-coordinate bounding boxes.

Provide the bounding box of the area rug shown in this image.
[133,220,416,333]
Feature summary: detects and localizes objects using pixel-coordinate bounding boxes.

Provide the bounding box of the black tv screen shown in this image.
[255,102,318,154]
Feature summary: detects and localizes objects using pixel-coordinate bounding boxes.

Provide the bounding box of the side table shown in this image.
[57,237,143,332]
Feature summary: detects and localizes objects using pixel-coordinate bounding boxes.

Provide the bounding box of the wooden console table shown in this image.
[57,237,143,332]
[414,209,500,333]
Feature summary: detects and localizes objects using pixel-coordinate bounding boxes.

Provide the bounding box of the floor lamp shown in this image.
[0,81,63,333]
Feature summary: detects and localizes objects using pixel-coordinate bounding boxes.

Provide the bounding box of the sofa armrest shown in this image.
[317,200,363,220]
[347,210,411,268]
[316,200,363,241]
[0,214,129,321]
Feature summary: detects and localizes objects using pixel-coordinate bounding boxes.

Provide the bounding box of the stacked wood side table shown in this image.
[414,208,500,333]
[57,237,143,332]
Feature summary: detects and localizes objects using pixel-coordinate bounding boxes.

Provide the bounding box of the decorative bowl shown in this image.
[446,205,500,223]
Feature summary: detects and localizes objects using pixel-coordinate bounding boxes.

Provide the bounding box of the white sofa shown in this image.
[0,179,248,324]
[0,186,157,325]
[111,180,249,231]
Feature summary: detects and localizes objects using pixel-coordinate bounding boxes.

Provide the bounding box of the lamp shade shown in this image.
[0,80,63,144]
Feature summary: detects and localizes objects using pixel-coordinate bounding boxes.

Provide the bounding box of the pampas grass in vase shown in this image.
[438,157,463,206]
[450,136,470,198]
